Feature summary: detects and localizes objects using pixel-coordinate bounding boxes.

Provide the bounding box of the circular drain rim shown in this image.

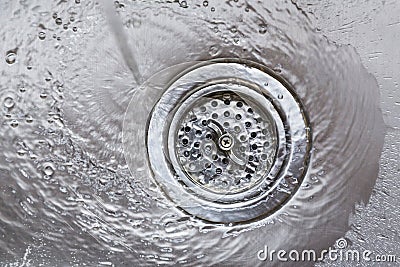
[146,59,312,223]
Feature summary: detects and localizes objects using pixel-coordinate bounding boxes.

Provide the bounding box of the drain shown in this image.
[127,59,311,223]
[169,86,280,196]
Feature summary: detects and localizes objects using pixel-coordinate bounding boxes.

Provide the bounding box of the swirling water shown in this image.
[0,0,384,266]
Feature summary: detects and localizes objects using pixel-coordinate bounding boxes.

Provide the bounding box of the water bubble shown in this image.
[43,163,55,176]
[209,45,220,57]
[52,12,57,19]
[59,186,67,193]
[180,1,188,8]
[38,31,46,40]
[72,27,78,32]
[203,1,208,7]
[75,0,80,3]
[43,166,54,176]
[211,7,215,12]
[114,1,125,8]
[55,18,62,25]
[5,51,17,64]
[259,24,268,34]
[63,24,68,30]
[25,115,33,123]
[273,64,282,73]
[3,97,15,109]
[277,94,283,100]
[10,120,19,128]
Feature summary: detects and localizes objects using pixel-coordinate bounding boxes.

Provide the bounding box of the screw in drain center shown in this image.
[218,134,233,150]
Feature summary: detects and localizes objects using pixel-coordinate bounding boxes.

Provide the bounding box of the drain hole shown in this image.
[143,60,312,223]
[182,138,189,146]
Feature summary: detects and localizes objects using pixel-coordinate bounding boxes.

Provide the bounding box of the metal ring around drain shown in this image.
[145,59,311,223]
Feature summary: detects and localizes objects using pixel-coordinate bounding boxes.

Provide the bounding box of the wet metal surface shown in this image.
[0,0,397,266]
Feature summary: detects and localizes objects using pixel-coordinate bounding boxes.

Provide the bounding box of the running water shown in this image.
[0,0,384,266]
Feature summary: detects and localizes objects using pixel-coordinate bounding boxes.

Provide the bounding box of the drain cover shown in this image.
[128,59,311,223]
[172,87,279,196]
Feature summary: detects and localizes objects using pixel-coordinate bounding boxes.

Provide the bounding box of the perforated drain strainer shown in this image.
[128,59,311,223]
[172,87,279,195]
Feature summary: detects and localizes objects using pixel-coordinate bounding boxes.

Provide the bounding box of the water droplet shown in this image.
[278,94,283,100]
[211,7,215,12]
[72,27,78,32]
[63,24,68,30]
[38,31,46,40]
[59,186,67,193]
[203,1,208,7]
[273,64,282,73]
[75,0,80,3]
[52,12,58,19]
[25,115,33,123]
[43,163,55,176]
[180,1,188,8]
[17,149,26,157]
[259,24,268,34]
[5,51,16,64]
[3,97,15,109]
[55,18,62,25]
[209,45,220,57]
[10,120,19,128]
